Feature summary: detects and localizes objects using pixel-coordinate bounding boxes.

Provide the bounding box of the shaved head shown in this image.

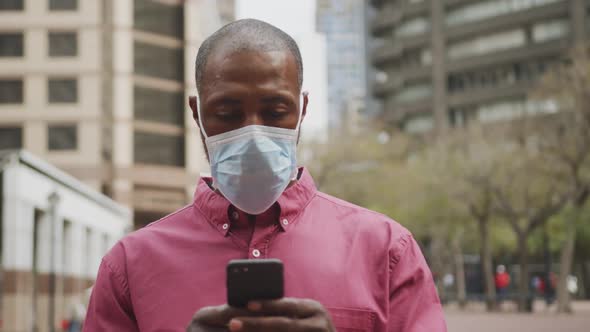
[195,19,303,93]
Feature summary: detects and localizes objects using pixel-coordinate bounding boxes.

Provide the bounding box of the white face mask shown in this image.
[197,94,303,215]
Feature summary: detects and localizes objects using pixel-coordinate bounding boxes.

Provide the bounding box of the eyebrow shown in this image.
[261,95,295,106]
[206,94,296,107]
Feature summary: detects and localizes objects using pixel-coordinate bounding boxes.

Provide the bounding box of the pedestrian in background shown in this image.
[495,265,511,303]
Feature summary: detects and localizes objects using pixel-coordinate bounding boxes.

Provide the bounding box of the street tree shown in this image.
[531,46,590,312]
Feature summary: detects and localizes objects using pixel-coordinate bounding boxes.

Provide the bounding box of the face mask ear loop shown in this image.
[197,92,215,186]
[196,92,209,139]
[290,92,306,181]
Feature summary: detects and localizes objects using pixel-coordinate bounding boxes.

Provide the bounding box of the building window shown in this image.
[447,57,557,94]
[0,79,23,104]
[48,78,77,103]
[397,48,432,69]
[48,125,77,151]
[447,29,526,60]
[395,17,430,38]
[477,99,559,123]
[446,0,563,26]
[421,49,432,66]
[134,87,184,126]
[133,0,184,38]
[134,42,184,81]
[404,114,434,134]
[477,100,524,123]
[49,0,77,11]
[0,32,23,57]
[0,127,22,149]
[134,131,185,167]
[533,19,570,43]
[48,32,77,57]
[396,82,432,104]
[449,108,467,127]
[0,0,23,10]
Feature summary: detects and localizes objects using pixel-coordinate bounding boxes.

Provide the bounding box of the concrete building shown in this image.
[0,0,232,228]
[317,0,369,131]
[369,0,587,134]
[0,150,130,332]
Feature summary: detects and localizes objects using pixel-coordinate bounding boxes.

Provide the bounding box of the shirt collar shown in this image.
[193,167,317,235]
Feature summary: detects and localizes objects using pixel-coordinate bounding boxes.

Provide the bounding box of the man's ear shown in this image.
[188,96,199,122]
[301,91,309,122]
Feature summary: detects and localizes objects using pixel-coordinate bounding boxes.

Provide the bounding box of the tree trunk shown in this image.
[478,218,497,311]
[453,237,467,308]
[556,209,578,313]
[517,233,532,312]
[582,261,590,299]
[429,234,446,301]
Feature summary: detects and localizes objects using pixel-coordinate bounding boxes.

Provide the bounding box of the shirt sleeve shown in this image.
[83,244,139,332]
[388,234,447,332]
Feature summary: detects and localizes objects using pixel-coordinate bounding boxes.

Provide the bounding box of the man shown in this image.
[84,19,446,331]
[495,265,510,296]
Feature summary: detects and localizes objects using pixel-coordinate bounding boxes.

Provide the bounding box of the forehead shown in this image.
[201,47,299,94]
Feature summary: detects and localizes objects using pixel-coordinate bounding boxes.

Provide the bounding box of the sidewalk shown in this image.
[444,301,590,332]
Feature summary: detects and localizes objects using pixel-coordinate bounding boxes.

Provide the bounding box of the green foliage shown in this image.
[489,218,517,255]
[574,202,590,260]
[304,129,487,261]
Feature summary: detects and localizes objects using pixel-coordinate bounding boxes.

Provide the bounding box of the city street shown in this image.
[445,301,590,332]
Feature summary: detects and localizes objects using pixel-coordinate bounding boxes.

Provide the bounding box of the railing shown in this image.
[372,41,404,65]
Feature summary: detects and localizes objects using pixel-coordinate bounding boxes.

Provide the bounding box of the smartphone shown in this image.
[226,258,284,308]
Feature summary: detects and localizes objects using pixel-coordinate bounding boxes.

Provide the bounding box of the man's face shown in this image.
[189,48,307,147]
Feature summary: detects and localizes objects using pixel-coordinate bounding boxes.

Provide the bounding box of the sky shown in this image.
[236,0,316,38]
[235,0,329,141]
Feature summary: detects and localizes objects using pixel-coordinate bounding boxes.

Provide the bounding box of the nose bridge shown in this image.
[243,98,263,126]
[244,112,263,126]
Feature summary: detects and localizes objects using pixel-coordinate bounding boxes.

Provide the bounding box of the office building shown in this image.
[369,0,587,134]
[0,0,233,228]
[317,0,369,131]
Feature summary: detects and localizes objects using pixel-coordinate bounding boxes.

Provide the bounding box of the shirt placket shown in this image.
[247,218,280,259]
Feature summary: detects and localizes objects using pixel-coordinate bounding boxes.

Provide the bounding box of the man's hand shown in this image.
[229,298,335,332]
[186,304,250,332]
[186,298,335,332]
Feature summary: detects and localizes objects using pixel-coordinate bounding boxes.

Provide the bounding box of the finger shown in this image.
[186,324,227,332]
[246,298,324,318]
[191,304,251,326]
[230,315,332,332]
[229,316,295,332]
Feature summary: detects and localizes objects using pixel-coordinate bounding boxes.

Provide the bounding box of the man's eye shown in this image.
[265,110,288,120]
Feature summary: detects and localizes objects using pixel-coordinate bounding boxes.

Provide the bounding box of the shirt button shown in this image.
[252,249,261,258]
[222,223,229,230]
[231,211,239,220]
[282,218,289,226]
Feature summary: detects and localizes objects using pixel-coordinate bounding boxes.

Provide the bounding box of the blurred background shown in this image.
[0,0,589,331]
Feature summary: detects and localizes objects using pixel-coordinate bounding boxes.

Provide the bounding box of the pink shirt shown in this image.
[84,169,446,331]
